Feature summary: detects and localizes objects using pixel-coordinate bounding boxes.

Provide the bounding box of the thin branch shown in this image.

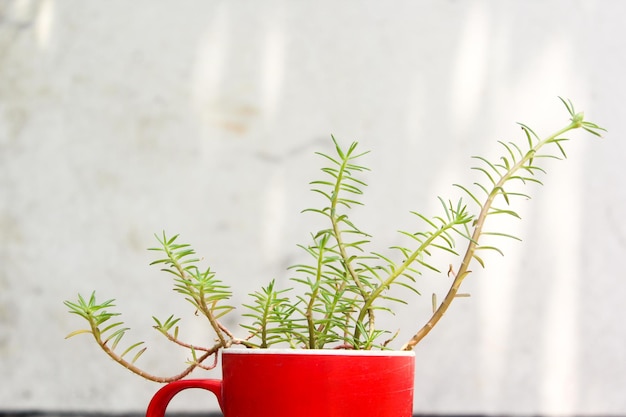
[401,119,581,350]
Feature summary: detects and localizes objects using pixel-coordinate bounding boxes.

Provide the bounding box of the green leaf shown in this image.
[64,329,92,339]
[472,155,502,176]
[494,186,510,205]
[100,321,125,335]
[453,184,482,207]
[476,245,505,256]
[558,96,575,117]
[481,231,522,241]
[472,166,496,185]
[488,208,521,219]
[121,341,145,359]
[473,253,485,268]
[131,347,148,364]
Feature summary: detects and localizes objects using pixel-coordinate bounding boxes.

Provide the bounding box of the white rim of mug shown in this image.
[222,348,415,356]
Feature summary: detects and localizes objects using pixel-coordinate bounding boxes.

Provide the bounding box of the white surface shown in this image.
[1,1,625,415]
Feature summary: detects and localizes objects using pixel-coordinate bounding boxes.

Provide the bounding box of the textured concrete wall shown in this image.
[1,0,625,415]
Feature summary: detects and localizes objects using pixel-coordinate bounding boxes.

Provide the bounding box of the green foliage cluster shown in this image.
[65,98,605,381]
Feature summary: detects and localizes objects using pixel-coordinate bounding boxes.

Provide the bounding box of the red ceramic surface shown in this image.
[146,348,415,417]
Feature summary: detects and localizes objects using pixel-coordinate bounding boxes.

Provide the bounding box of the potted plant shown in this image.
[65,98,605,417]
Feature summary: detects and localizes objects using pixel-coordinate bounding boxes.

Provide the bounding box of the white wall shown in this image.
[1,0,625,415]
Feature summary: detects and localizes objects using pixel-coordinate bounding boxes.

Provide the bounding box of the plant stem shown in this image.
[305,235,327,348]
[165,244,230,347]
[91,319,222,383]
[353,220,459,342]
[198,295,229,347]
[401,120,580,350]
[328,154,376,344]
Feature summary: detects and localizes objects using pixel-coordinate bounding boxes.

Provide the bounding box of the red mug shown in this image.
[146,348,415,417]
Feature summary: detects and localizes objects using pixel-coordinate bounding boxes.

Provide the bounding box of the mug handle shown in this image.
[146,379,223,417]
